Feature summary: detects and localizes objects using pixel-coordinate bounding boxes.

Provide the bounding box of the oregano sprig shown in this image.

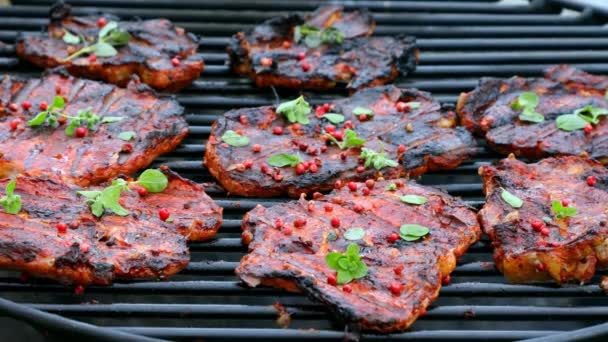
[294,25,344,48]
[77,169,168,217]
[511,92,544,123]
[325,243,368,284]
[0,179,21,215]
[63,21,130,62]
[359,147,398,170]
[27,96,123,137]
[325,128,365,150]
[276,96,311,125]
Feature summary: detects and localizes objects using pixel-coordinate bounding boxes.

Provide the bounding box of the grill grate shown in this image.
[2,0,608,341]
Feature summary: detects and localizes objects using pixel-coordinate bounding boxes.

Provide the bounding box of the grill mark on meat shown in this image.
[237,179,480,332]
[457,65,608,162]
[0,169,222,285]
[479,155,608,284]
[228,6,418,91]
[16,2,203,92]
[0,72,188,186]
[206,85,476,197]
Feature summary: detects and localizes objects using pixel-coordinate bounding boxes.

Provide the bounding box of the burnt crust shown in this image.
[236,178,481,332]
[479,155,608,284]
[16,1,203,92]
[205,85,476,197]
[0,170,222,285]
[457,65,608,162]
[227,6,418,91]
[0,72,188,186]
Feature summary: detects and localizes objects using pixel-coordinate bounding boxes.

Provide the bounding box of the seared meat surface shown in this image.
[457,65,608,162]
[205,85,476,197]
[0,71,188,186]
[0,169,222,285]
[16,2,203,92]
[479,155,608,284]
[237,178,481,332]
[228,6,418,91]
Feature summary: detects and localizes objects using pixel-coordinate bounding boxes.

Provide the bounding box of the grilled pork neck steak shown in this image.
[228,6,418,91]
[0,169,222,285]
[16,2,203,92]
[457,65,608,162]
[479,155,608,284]
[205,85,476,197]
[0,72,188,186]
[237,178,481,332]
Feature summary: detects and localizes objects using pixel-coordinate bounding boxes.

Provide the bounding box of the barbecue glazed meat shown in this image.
[237,178,481,332]
[0,71,188,186]
[16,2,203,92]
[228,6,418,91]
[205,85,476,197]
[457,65,608,162]
[0,169,223,285]
[479,155,608,284]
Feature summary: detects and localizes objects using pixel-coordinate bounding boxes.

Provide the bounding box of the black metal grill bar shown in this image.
[0,6,592,25]
[11,0,556,14]
[24,303,608,320]
[0,281,602,297]
[112,327,558,341]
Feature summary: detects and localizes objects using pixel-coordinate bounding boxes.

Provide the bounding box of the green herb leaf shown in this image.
[386,183,397,191]
[344,228,365,241]
[98,21,118,38]
[276,96,311,124]
[63,30,80,44]
[519,107,545,123]
[76,190,102,199]
[320,27,344,45]
[294,25,343,48]
[118,131,136,141]
[325,128,366,150]
[63,21,130,62]
[51,96,65,110]
[325,243,368,284]
[101,116,124,123]
[552,200,577,219]
[556,114,588,132]
[500,188,523,208]
[221,130,250,147]
[94,42,118,57]
[267,153,303,168]
[360,147,398,170]
[511,92,544,123]
[573,105,608,124]
[27,112,48,127]
[77,179,130,217]
[352,106,374,116]
[399,224,430,241]
[406,102,421,109]
[0,179,21,215]
[400,194,427,205]
[323,113,345,124]
[136,169,168,193]
[511,92,539,110]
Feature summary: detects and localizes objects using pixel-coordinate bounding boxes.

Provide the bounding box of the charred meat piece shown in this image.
[0,169,222,285]
[0,71,188,186]
[457,65,608,162]
[479,155,608,284]
[228,6,418,91]
[237,178,481,332]
[16,2,203,92]
[205,85,476,197]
